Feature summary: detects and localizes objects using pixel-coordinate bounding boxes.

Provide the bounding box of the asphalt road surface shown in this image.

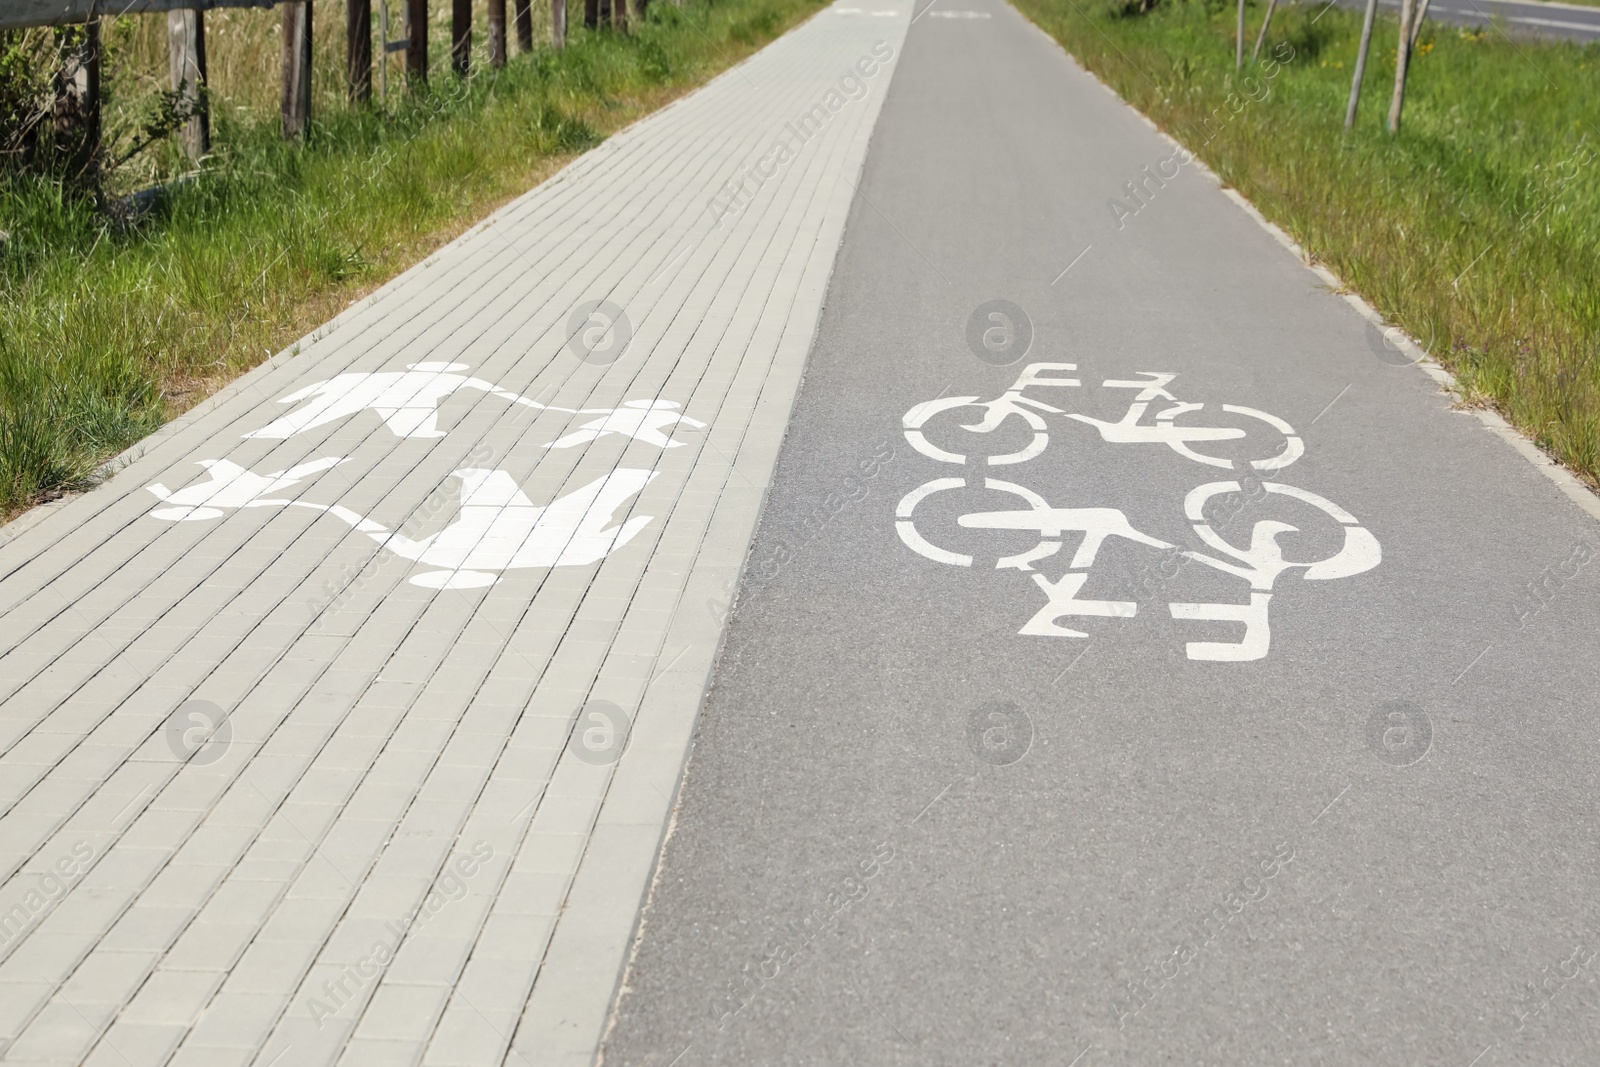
[602,1,1600,1065]
[1324,0,1600,41]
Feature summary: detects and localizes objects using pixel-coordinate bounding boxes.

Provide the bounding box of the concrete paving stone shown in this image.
[409,765,484,805]
[95,906,195,955]
[138,865,230,913]
[225,937,323,994]
[56,950,157,1007]
[148,772,242,817]
[335,1037,427,1067]
[466,913,556,964]
[116,968,225,1025]
[77,1021,188,1067]
[0,929,98,986]
[345,877,430,923]
[198,787,280,829]
[367,836,451,879]
[227,857,306,886]
[159,921,258,973]
[1,731,77,768]
[38,887,137,938]
[492,871,571,919]
[250,1015,358,1067]
[350,983,451,1043]
[279,861,360,904]
[382,936,475,987]
[322,917,409,966]
[257,896,347,944]
[112,809,204,853]
[387,720,456,754]
[402,893,493,945]
[361,749,436,787]
[182,991,289,1048]
[0,981,55,1042]
[163,1045,255,1067]
[420,1004,521,1067]
[391,799,471,841]
[260,723,342,761]
[448,957,538,1017]
[1,777,82,819]
[2,999,115,1063]
[271,801,342,843]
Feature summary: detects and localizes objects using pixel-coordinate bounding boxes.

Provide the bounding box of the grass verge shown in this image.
[1010,0,1600,488]
[0,0,825,521]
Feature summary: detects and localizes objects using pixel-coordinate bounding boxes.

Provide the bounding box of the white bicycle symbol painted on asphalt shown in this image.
[895,363,1376,662]
[903,364,1303,471]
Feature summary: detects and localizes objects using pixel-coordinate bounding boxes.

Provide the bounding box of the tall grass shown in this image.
[0,0,827,519]
[1012,0,1600,487]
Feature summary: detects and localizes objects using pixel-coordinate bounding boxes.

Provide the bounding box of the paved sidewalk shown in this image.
[0,6,908,1065]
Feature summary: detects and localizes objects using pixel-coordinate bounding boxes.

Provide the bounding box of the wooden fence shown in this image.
[6,0,605,166]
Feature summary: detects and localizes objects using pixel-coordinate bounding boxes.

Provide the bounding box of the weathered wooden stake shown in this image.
[515,0,534,51]
[54,19,100,181]
[613,0,627,33]
[1388,0,1416,133]
[408,0,429,84]
[347,0,372,101]
[166,8,209,160]
[552,0,567,49]
[1249,0,1277,63]
[1235,0,1244,69]
[452,0,471,75]
[282,1,313,138]
[488,0,507,66]
[1409,0,1431,48]
[585,0,599,30]
[1344,0,1378,129]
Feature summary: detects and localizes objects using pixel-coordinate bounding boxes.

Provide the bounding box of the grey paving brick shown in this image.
[2,999,114,1063]
[116,968,225,1025]
[351,983,450,1043]
[79,1021,188,1067]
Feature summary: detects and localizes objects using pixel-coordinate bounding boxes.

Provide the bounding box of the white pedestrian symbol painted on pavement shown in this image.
[144,362,693,588]
[543,400,706,450]
[894,362,1379,661]
[145,457,347,522]
[146,461,658,590]
[244,362,553,440]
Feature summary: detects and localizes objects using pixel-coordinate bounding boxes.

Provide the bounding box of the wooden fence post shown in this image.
[407,0,428,84]
[613,0,627,32]
[54,19,100,181]
[552,0,566,48]
[488,0,506,66]
[347,0,372,101]
[515,0,534,51]
[452,0,471,75]
[585,0,599,30]
[282,1,313,138]
[166,8,209,160]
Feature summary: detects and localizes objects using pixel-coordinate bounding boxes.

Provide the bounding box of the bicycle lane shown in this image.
[601,1,1600,1064]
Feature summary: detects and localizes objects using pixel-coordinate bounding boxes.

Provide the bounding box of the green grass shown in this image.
[0,0,826,520]
[1012,0,1600,488]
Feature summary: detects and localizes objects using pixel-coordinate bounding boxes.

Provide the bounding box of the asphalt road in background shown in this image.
[602,1,1600,1065]
[1325,0,1600,42]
